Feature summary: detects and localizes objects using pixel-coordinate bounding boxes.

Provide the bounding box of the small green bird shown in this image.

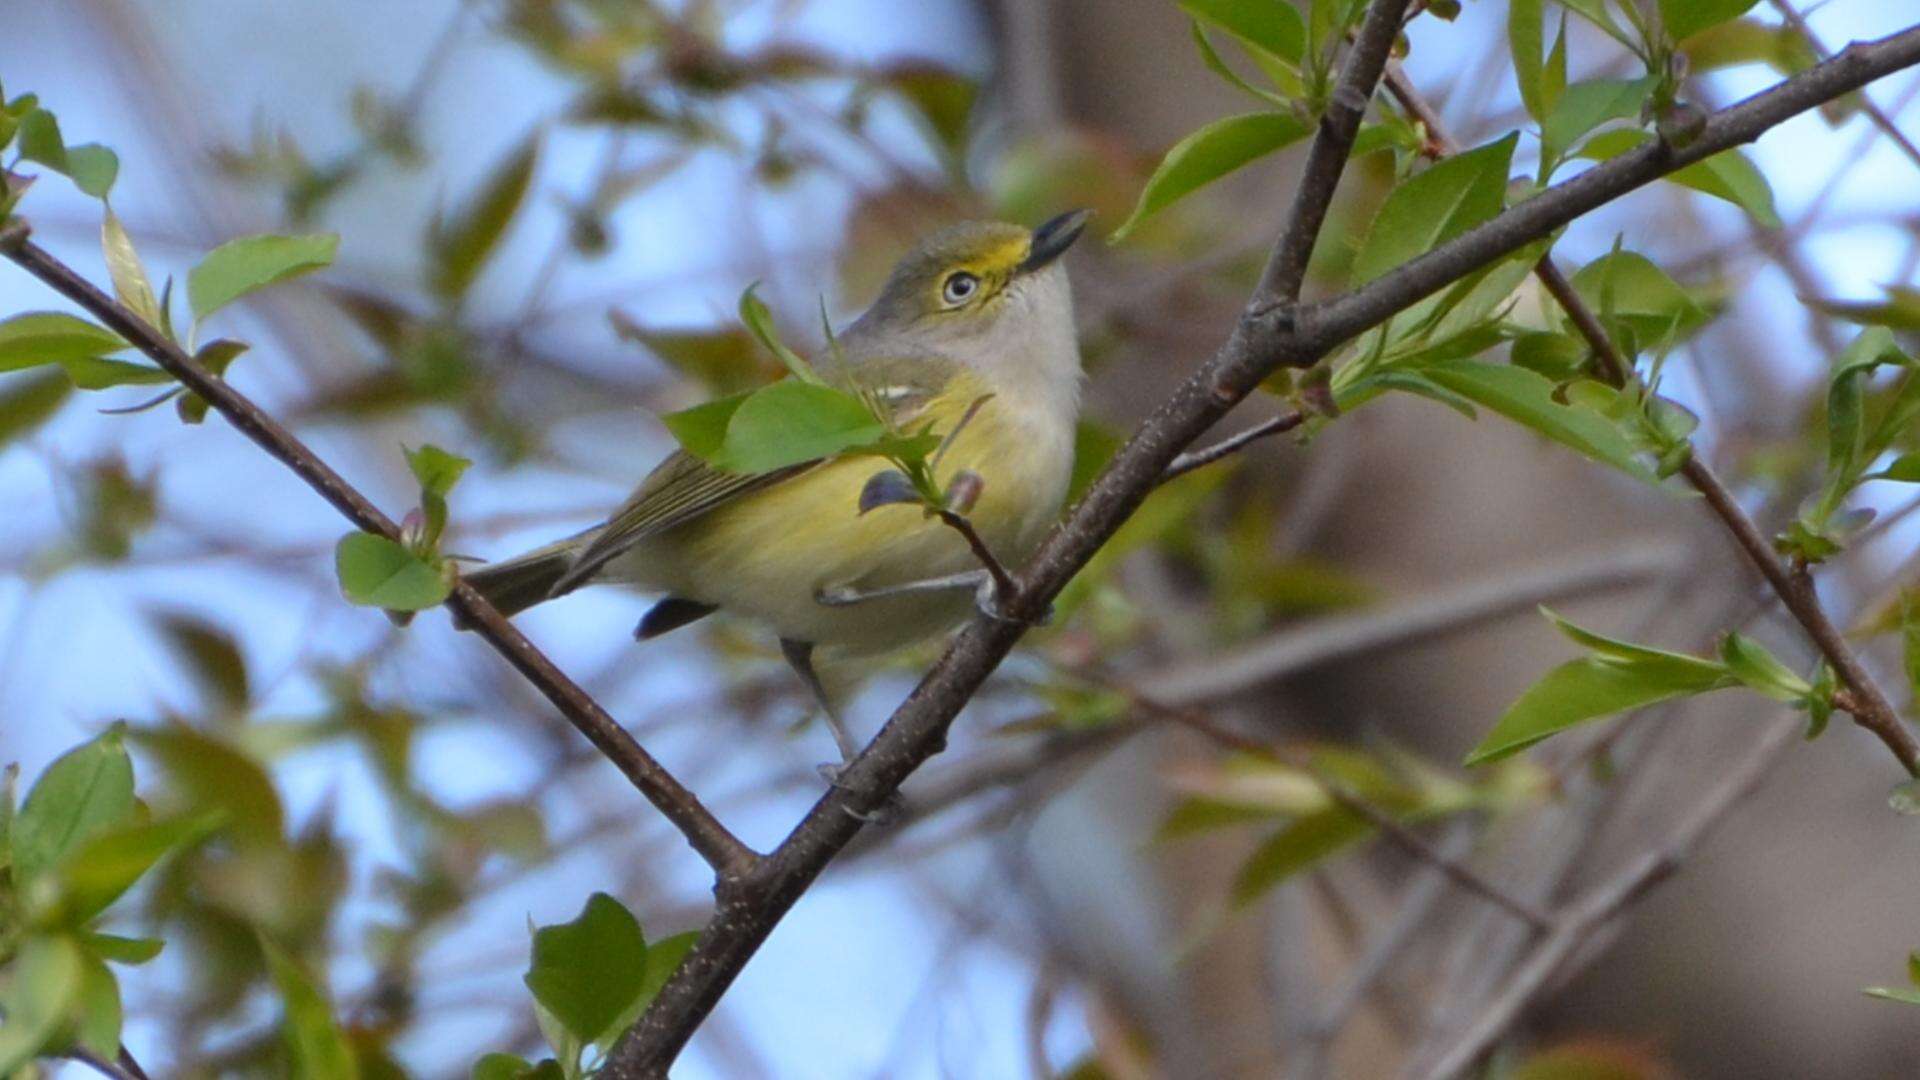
[465,211,1089,758]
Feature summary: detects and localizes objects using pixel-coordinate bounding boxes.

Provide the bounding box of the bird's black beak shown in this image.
[1019,209,1091,274]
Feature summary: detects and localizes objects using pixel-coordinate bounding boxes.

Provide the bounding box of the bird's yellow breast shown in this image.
[622,370,1074,655]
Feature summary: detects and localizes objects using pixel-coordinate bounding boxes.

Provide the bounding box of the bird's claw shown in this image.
[816,762,905,824]
[974,575,1051,626]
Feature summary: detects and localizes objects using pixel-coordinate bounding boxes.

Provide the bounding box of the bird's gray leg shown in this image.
[779,637,902,824]
[814,570,988,607]
[779,637,859,764]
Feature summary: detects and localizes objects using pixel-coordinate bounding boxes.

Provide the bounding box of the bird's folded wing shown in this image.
[551,353,958,596]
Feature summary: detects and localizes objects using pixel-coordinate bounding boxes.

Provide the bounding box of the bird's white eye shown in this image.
[942,272,979,306]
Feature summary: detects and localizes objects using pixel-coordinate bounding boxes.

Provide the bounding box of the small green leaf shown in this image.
[1181,0,1307,63]
[1804,660,1836,740]
[1191,22,1295,108]
[130,725,284,847]
[84,932,165,965]
[1567,249,1708,346]
[408,443,471,498]
[152,612,250,716]
[597,931,698,1056]
[0,370,73,445]
[15,108,118,199]
[1231,809,1374,905]
[1891,778,1920,816]
[1509,0,1546,122]
[474,1054,540,1080]
[101,208,161,327]
[0,935,84,1074]
[73,951,122,1058]
[882,63,978,157]
[11,724,136,890]
[0,311,128,372]
[1539,78,1653,169]
[54,814,217,925]
[1806,286,1920,332]
[1352,133,1516,285]
[430,134,539,301]
[1111,112,1311,242]
[708,381,886,474]
[737,283,820,384]
[1717,632,1811,702]
[1826,328,1903,491]
[524,892,652,1047]
[661,391,751,459]
[1660,0,1759,43]
[261,935,359,1080]
[1865,986,1920,1005]
[59,356,172,390]
[64,144,119,200]
[189,233,340,323]
[1416,361,1658,483]
[1578,130,1779,227]
[336,532,452,611]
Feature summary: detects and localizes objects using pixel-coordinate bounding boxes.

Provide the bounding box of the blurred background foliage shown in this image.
[1,0,1919,1077]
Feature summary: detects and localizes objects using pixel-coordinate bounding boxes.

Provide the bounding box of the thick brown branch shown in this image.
[0,230,759,879]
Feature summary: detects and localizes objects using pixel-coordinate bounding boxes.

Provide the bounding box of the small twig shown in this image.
[0,230,760,879]
[932,508,1020,608]
[1161,409,1306,481]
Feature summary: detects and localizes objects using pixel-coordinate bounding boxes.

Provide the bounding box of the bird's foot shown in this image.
[816,762,905,824]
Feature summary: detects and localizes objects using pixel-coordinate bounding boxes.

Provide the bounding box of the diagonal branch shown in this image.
[603,18,1920,1078]
[1376,57,1920,776]
[0,228,759,880]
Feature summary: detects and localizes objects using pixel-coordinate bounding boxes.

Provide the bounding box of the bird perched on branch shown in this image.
[464,211,1090,760]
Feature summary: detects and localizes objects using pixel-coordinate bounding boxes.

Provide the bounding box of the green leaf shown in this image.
[661,391,750,460]
[737,283,820,384]
[129,725,285,847]
[1578,129,1779,227]
[1416,361,1658,483]
[597,930,698,1056]
[1466,614,1733,764]
[430,134,539,301]
[882,64,978,157]
[707,381,886,474]
[0,311,128,372]
[474,1054,540,1080]
[83,932,164,965]
[1509,330,1589,380]
[1181,0,1307,63]
[336,532,452,611]
[1890,778,1920,815]
[1806,285,1920,331]
[1826,328,1903,491]
[0,935,84,1074]
[524,892,652,1047]
[1864,986,1920,1006]
[73,951,122,1058]
[11,724,135,889]
[59,356,172,390]
[64,144,119,200]
[1231,809,1374,905]
[189,233,339,324]
[54,814,216,925]
[1509,0,1546,123]
[1567,249,1709,346]
[1111,112,1312,242]
[1352,133,1516,285]
[1539,78,1653,170]
[1660,0,1759,43]
[15,108,118,199]
[0,371,72,445]
[261,935,360,1080]
[152,612,250,716]
[1717,632,1811,702]
[1191,22,1295,108]
[102,208,161,327]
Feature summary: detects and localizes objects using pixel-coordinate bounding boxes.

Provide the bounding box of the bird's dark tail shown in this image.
[458,541,582,623]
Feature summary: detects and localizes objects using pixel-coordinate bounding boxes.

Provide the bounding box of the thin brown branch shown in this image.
[1383,52,1920,778]
[933,507,1020,605]
[0,228,759,880]
[1161,408,1306,481]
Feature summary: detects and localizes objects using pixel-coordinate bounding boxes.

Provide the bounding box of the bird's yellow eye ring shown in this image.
[941,271,979,306]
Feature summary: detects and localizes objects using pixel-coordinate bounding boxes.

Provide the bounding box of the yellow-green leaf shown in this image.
[1112,112,1311,242]
[189,233,340,323]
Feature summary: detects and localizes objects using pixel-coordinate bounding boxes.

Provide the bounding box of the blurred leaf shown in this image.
[59,356,172,390]
[101,208,161,327]
[0,934,83,1074]
[151,612,250,717]
[1112,112,1311,242]
[130,725,284,847]
[11,723,135,890]
[189,233,339,323]
[83,932,164,965]
[1661,0,1759,43]
[882,63,978,157]
[335,533,452,612]
[1156,797,1276,841]
[474,1054,555,1080]
[1716,632,1811,702]
[1231,809,1373,905]
[1181,0,1307,63]
[1509,0,1546,122]
[1890,778,1920,815]
[1068,420,1122,504]
[0,371,70,445]
[1539,78,1652,169]
[1864,986,1920,1005]
[1683,17,1818,74]
[430,134,539,301]
[1352,133,1515,285]
[73,950,122,1058]
[610,316,771,396]
[524,892,652,1047]
[1806,285,1920,331]
[1416,361,1658,483]
[0,311,127,372]
[261,935,360,1080]
[54,814,217,925]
